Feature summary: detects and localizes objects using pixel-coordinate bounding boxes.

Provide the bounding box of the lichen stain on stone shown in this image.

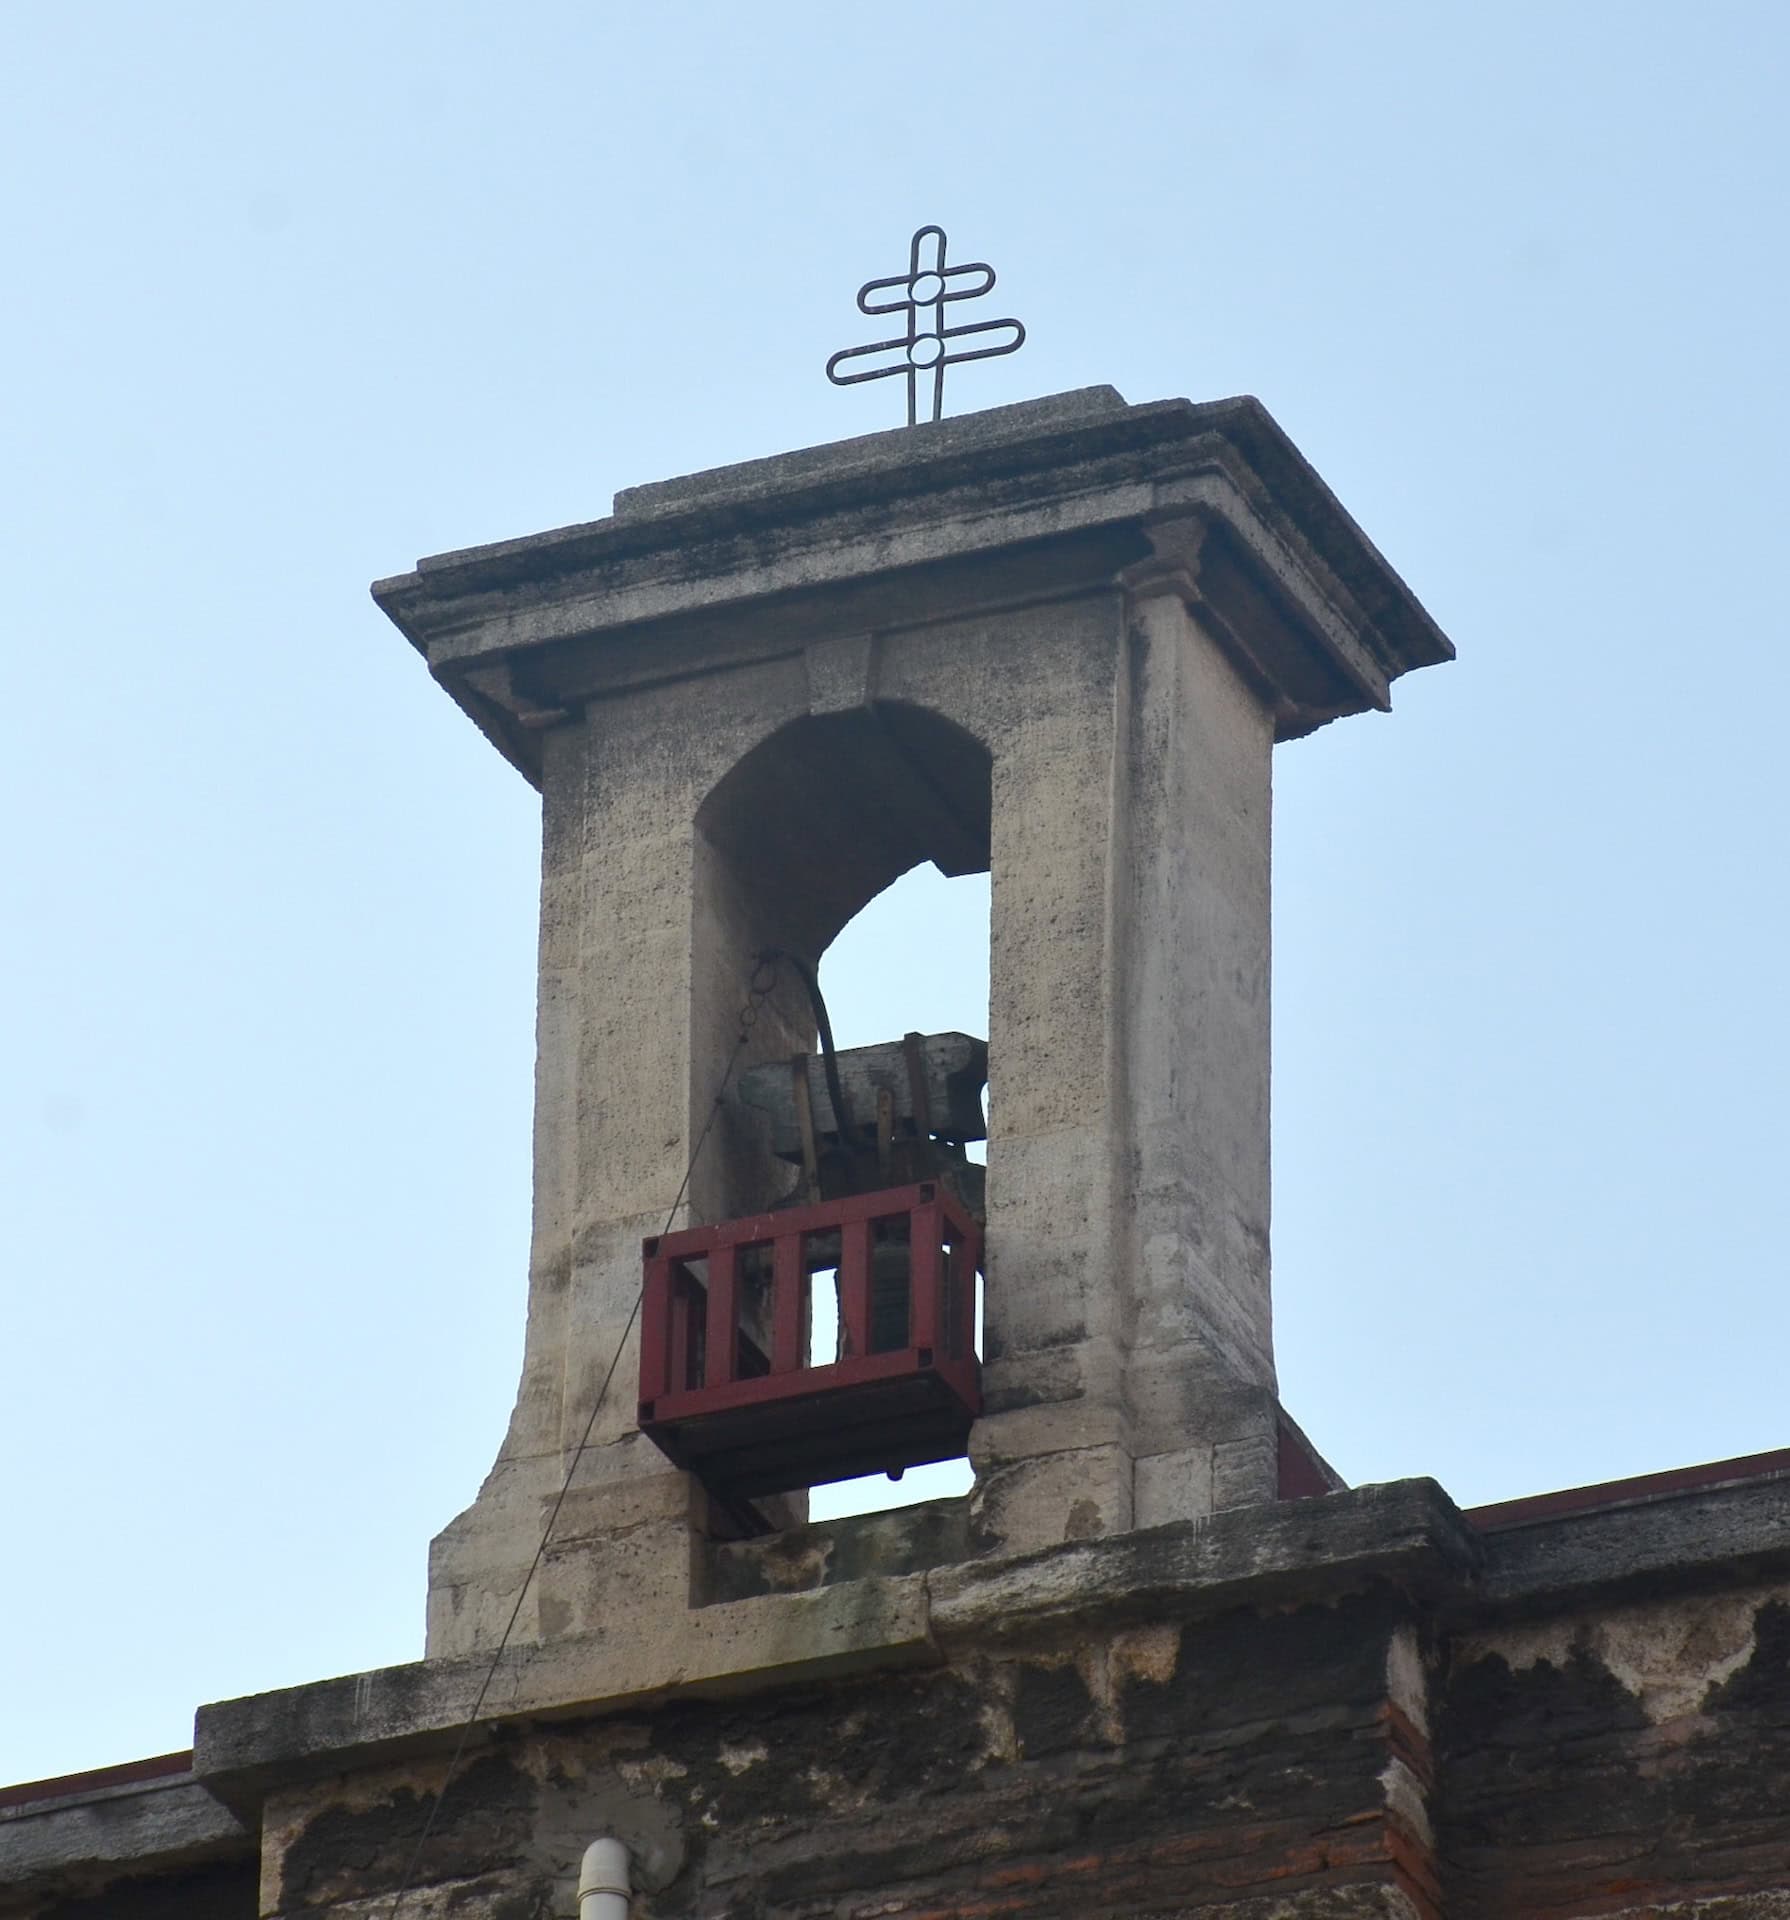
[1011,1656,1097,1758]
[724,1525,833,1596]
[1110,1621,1180,1688]
[1706,1597,1790,1718]
[801,1760,864,1813]
[1064,1497,1103,1540]
[522,1730,689,1897]
[1385,1624,1429,1737]
[609,1749,686,1803]
[277,1751,535,1909]
[1457,1583,1788,1726]
[1379,1752,1434,1853]
[649,1664,995,1841]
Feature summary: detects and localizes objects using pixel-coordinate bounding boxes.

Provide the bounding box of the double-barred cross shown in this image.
[826,225,1026,427]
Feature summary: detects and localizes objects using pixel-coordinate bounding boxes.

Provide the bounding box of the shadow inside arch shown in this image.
[696,702,991,961]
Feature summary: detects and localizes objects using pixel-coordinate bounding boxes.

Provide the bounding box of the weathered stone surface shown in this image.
[935,1478,1478,1647]
[248,1591,1439,1919]
[0,1764,251,1918]
[20,1473,1790,1915]
[374,387,1451,771]
[1438,1581,1790,1916]
[1475,1469,1790,1611]
[967,1442,1135,1557]
[708,1496,972,1603]
[27,1861,257,1920]
[611,386,1134,519]
[194,1569,938,1818]
[190,1482,1474,1824]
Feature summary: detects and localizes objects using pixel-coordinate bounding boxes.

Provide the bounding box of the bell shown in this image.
[868,1233,911,1355]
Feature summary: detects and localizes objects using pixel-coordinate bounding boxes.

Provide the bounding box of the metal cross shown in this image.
[826,225,1026,426]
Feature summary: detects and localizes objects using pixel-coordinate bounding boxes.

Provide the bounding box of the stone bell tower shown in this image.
[22,376,1790,1920]
[30,373,1790,1920]
[372,385,1451,1669]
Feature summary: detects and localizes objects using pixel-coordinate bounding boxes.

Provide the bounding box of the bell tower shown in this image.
[373,385,1451,1665]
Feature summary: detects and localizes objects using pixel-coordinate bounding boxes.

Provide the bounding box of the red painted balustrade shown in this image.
[638,1182,982,1503]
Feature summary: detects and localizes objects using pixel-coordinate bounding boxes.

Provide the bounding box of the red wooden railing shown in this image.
[638,1181,982,1497]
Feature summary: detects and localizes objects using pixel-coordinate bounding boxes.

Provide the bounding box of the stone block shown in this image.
[1134,1445,1216,1528]
[969,1392,1129,1470]
[977,1339,1109,1416]
[195,1575,942,1818]
[536,1518,698,1640]
[426,1572,538,1659]
[980,1127,1117,1359]
[931,1478,1476,1646]
[547,1450,705,1540]
[1213,1428,1280,1512]
[972,1444,1134,1557]
[0,1768,250,1915]
[803,631,877,712]
[1124,1342,1277,1461]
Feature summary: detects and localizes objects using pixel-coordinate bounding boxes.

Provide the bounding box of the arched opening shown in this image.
[690,700,992,1226]
[642,702,993,1527]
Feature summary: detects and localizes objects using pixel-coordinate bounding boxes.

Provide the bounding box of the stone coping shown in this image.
[0,1748,194,1812]
[615,387,1133,520]
[374,387,1452,674]
[371,386,1454,781]
[1468,1443,1790,1533]
[188,1480,1471,1819]
[12,1459,1790,1864]
[0,1757,249,1911]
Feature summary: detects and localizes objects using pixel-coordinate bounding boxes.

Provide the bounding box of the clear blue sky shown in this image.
[3,1,1785,1785]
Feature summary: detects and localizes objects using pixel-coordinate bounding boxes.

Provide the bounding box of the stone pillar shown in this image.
[428,664,819,1655]
[1119,560,1282,1527]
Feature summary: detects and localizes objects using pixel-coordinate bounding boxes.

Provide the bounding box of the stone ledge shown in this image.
[101,1471,1790,1838]
[0,1767,250,1911]
[193,1571,937,1820]
[1472,1469,1790,1619]
[383,389,1444,676]
[612,386,1133,519]
[930,1477,1480,1646]
[191,1479,1479,1823]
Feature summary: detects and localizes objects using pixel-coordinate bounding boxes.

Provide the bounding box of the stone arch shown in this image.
[689,701,992,1223]
[697,701,992,955]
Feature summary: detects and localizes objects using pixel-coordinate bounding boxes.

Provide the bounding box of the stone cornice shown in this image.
[372,387,1454,782]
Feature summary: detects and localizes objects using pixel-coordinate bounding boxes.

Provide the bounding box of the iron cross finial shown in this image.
[826,225,1026,427]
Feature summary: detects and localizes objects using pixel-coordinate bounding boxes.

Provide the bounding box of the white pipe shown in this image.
[578,1837,631,1920]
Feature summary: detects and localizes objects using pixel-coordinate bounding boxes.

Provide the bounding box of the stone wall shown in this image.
[256,1594,1435,1919]
[33,1861,258,1920]
[12,1470,1790,1918]
[241,1476,1790,1919]
[1438,1582,1790,1917]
